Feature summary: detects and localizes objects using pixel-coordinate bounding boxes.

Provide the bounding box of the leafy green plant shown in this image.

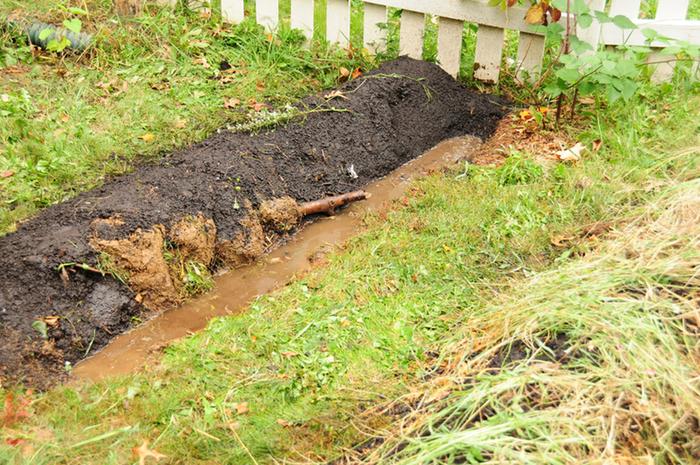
[496,151,544,185]
[183,261,214,296]
[496,0,699,122]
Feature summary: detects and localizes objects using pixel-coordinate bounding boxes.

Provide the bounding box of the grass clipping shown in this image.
[345,179,700,465]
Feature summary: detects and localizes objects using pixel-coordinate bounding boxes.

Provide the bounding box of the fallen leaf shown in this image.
[507,0,517,6]
[224,98,241,109]
[591,139,603,152]
[193,56,210,68]
[276,419,292,427]
[351,67,363,80]
[519,109,533,121]
[525,3,546,25]
[555,142,585,162]
[132,442,166,465]
[5,438,24,447]
[1,170,14,179]
[256,81,265,91]
[251,102,268,112]
[338,66,351,82]
[140,133,156,143]
[2,392,32,427]
[173,119,187,129]
[42,316,60,327]
[550,234,574,247]
[233,402,249,415]
[324,90,348,100]
[280,351,298,358]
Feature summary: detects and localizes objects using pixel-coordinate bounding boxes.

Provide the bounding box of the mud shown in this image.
[0,57,508,389]
[73,136,483,381]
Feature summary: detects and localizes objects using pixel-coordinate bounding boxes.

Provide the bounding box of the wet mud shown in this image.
[0,57,507,389]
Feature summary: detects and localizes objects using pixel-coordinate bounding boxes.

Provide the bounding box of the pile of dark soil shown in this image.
[0,57,508,389]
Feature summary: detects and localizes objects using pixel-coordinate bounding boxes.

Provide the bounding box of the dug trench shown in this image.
[0,57,508,389]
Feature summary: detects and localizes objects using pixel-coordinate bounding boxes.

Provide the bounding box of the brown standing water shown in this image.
[73,136,481,381]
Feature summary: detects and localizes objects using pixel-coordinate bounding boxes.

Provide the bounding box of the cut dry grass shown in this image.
[341,174,700,465]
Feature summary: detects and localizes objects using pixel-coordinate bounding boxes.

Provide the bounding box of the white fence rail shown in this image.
[159,0,700,83]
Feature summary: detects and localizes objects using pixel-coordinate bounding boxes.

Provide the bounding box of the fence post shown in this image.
[399,10,425,59]
[291,0,314,39]
[363,3,387,53]
[473,25,504,83]
[327,0,350,46]
[221,0,245,23]
[649,0,690,82]
[437,17,463,78]
[257,0,280,31]
[577,0,606,51]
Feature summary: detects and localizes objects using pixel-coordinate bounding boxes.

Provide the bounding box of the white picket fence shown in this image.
[160,0,700,82]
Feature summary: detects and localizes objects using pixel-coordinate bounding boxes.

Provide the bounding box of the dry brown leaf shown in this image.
[193,56,210,68]
[251,102,268,112]
[324,90,347,100]
[1,170,14,179]
[224,98,241,109]
[132,441,166,465]
[256,81,265,91]
[351,67,363,80]
[276,419,292,427]
[42,316,60,327]
[525,3,546,25]
[592,139,603,152]
[233,402,249,415]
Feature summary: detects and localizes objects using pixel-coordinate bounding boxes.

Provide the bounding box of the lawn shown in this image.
[1,0,699,464]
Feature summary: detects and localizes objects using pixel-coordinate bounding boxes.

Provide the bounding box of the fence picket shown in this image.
[473,25,504,82]
[648,0,690,82]
[608,0,641,19]
[437,17,463,77]
[221,0,245,23]
[256,0,279,30]
[399,10,425,59]
[327,0,350,46]
[156,0,698,86]
[655,0,689,20]
[516,32,545,79]
[363,3,388,53]
[291,0,314,38]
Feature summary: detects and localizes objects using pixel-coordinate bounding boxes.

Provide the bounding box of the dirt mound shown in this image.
[0,57,508,389]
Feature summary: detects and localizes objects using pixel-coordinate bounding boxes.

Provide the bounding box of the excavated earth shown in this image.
[0,57,508,389]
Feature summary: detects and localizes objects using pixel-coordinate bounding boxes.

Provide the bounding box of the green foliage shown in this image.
[496,151,544,186]
[183,261,214,295]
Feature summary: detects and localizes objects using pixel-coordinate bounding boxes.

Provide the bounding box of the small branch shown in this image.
[300,191,368,216]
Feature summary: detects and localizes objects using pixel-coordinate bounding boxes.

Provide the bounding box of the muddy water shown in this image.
[73,136,481,381]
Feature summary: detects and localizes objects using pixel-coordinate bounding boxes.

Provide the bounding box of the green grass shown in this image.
[1,1,699,464]
[347,178,700,465]
[0,0,373,234]
[1,81,697,463]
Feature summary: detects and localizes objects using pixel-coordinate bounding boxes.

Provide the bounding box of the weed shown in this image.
[182,260,214,296]
[495,151,544,185]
